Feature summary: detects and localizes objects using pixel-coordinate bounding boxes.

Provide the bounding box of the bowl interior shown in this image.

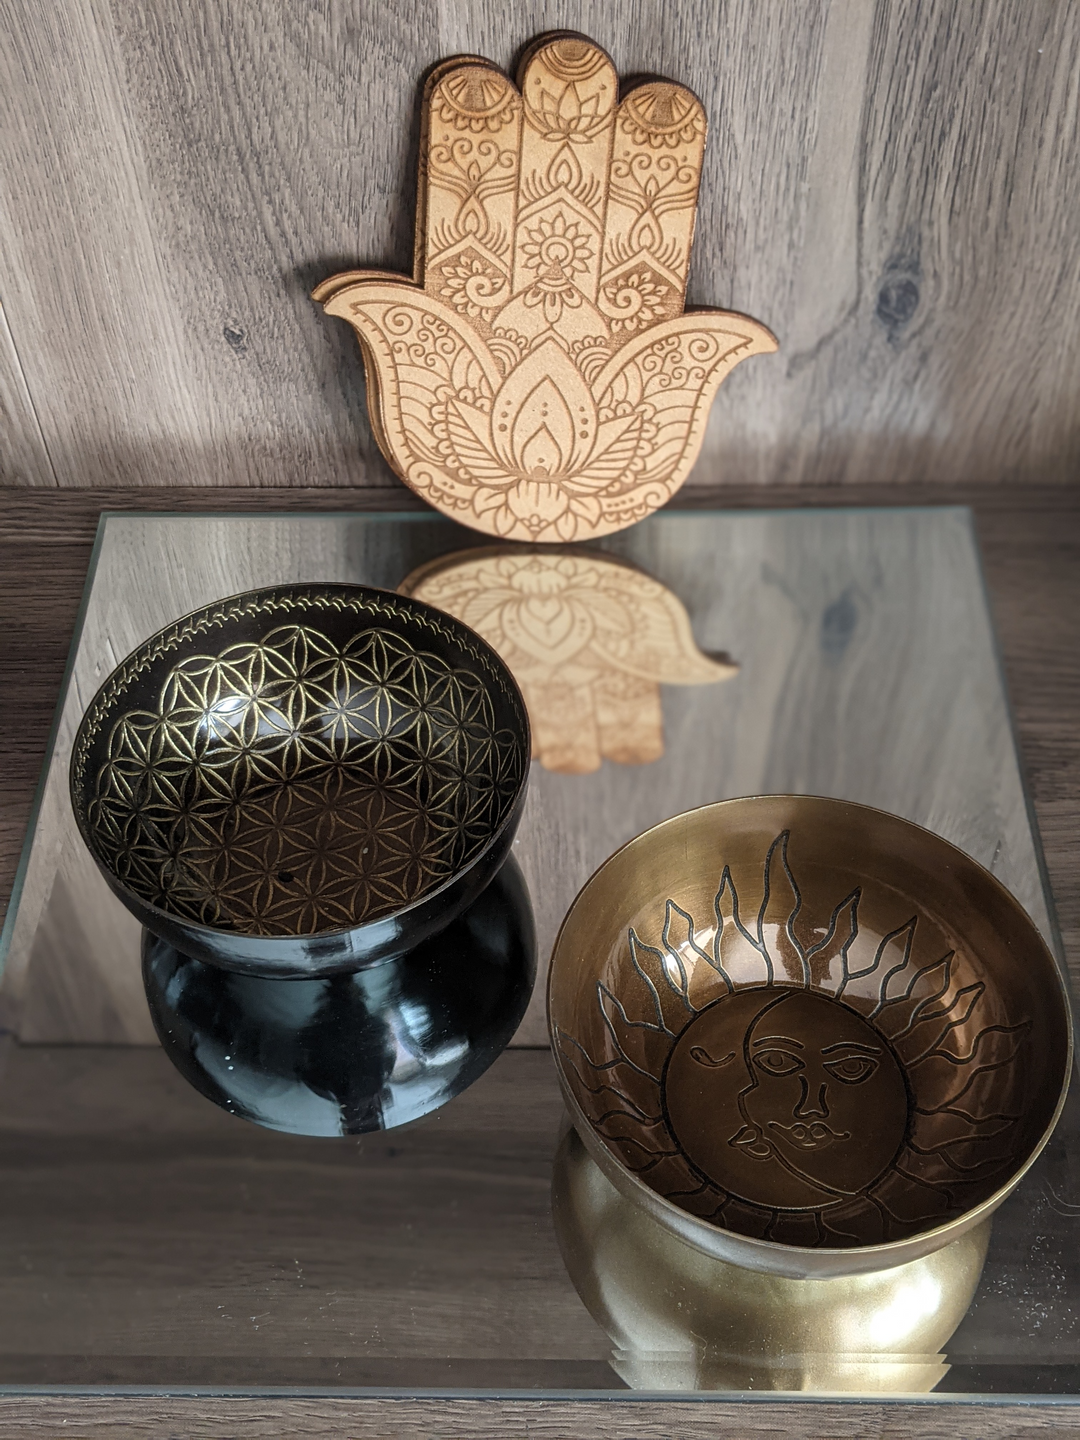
[72,586,528,937]
[549,797,1071,1250]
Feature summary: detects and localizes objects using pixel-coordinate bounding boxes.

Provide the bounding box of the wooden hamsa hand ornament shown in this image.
[314,33,776,542]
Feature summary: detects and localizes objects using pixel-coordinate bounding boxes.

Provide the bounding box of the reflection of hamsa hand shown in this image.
[314,33,777,543]
[400,547,736,773]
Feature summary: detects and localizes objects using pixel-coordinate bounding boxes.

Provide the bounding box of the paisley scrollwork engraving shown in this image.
[314,33,777,542]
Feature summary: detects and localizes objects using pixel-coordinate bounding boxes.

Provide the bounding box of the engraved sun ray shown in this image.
[554,827,1035,1248]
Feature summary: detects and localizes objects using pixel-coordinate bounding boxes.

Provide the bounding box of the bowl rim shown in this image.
[547,793,1075,1269]
[69,580,531,945]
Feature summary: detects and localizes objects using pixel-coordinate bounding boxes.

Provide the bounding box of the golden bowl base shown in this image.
[553,1126,991,1393]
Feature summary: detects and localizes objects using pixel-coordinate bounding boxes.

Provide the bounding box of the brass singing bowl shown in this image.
[548,796,1073,1280]
[71,584,530,977]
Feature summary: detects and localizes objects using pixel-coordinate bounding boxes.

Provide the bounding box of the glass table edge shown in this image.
[0,1383,1075,1406]
[0,513,110,977]
[90,503,978,522]
[966,507,1067,965]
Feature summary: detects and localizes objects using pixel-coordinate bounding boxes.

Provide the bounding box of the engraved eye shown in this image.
[824,1053,880,1085]
[753,1049,803,1078]
[688,1045,735,1068]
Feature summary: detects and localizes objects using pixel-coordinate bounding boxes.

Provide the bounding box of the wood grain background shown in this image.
[4,1396,1080,1440]
[1,0,1078,493]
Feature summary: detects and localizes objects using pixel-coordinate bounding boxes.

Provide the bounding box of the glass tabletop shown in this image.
[0,505,1075,1401]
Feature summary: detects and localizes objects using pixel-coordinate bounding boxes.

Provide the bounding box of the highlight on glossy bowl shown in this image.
[548,796,1072,1278]
[143,855,536,1135]
[71,583,530,976]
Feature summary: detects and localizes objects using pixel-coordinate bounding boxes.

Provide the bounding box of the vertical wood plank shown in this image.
[0,0,439,488]
[0,304,55,486]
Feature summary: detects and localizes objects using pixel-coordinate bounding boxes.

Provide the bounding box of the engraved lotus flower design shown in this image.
[434,337,665,538]
[314,32,776,543]
[528,77,611,142]
[401,548,736,771]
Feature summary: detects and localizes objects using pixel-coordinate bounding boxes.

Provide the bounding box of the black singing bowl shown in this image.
[71,584,531,977]
[143,856,536,1135]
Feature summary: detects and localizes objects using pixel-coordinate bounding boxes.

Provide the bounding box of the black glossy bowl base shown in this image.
[142,858,536,1137]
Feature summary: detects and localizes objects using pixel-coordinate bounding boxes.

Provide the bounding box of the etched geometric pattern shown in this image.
[556,831,1033,1248]
[314,33,777,543]
[83,624,524,936]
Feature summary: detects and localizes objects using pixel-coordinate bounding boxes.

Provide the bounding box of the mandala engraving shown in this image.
[556,831,1032,1247]
[400,547,736,773]
[313,33,777,543]
[77,612,525,937]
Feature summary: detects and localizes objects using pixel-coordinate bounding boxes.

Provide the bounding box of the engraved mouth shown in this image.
[769,1120,850,1150]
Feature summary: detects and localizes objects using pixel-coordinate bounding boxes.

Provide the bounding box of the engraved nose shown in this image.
[795,1078,829,1119]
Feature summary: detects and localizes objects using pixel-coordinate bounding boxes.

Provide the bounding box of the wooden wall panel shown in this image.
[1,0,1078,490]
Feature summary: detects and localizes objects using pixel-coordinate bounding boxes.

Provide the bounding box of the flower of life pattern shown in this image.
[86,624,524,936]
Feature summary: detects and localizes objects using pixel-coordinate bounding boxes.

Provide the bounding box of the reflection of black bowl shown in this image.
[71,584,530,977]
[143,857,535,1135]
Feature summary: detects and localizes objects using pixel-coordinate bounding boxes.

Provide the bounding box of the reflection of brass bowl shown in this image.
[71,584,530,977]
[552,1124,991,1392]
[549,797,1072,1279]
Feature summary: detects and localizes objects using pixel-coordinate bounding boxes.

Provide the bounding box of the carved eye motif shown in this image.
[753,1048,803,1079]
[688,1044,735,1068]
[824,1053,880,1085]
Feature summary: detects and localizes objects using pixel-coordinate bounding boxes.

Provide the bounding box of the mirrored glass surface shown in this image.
[0,507,1074,1400]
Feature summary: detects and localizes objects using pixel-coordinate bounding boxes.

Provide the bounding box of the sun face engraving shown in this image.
[554,829,1034,1248]
[664,989,909,1211]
